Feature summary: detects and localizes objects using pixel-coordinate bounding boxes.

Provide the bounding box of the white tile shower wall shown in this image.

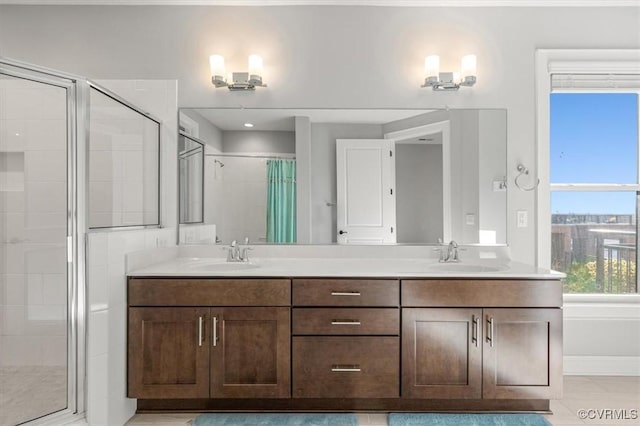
[86,227,175,426]
[210,156,268,244]
[85,79,178,426]
[0,77,68,369]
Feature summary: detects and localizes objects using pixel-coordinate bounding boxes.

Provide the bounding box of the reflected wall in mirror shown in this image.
[178,108,507,245]
[178,133,204,224]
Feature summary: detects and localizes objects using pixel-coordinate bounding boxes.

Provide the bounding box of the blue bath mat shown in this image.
[388,413,552,426]
[192,413,359,426]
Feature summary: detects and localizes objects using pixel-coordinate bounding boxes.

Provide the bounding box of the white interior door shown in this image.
[336,139,396,244]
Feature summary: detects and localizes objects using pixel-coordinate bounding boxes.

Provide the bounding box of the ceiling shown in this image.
[190,108,436,131]
[0,0,636,5]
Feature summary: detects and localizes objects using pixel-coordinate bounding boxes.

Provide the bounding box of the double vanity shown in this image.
[126,246,562,413]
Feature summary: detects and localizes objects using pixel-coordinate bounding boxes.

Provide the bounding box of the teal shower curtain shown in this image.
[266,159,297,243]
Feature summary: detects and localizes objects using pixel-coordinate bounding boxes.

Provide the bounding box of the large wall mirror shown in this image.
[178,108,507,246]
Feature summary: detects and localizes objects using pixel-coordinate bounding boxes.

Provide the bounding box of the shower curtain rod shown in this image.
[205,153,296,160]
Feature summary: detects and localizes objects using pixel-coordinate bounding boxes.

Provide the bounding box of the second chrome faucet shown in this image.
[225,237,253,262]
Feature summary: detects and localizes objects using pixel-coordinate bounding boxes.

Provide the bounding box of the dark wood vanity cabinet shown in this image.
[401,280,563,401]
[127,278,291,400]
[127,275,563,412]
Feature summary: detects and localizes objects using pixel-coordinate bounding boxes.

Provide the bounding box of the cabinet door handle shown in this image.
[198,316,204,347]
[487,316,494,347]
[331,291,361,296]
[472,315,479,347]
[212,316,218,347]
[331,319,361,325]
[331,364,361,372]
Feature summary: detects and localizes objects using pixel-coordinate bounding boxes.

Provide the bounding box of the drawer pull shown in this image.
[331,291,361,296]
[331,364,361,372]
[331,319,361,325]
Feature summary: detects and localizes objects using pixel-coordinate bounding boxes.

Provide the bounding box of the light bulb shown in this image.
[248,55,263,77]
[424,55,440,79]
[209,55,226,78]
[461,54,477,79]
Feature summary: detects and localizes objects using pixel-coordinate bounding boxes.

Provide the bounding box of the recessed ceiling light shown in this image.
[244,123,254,128]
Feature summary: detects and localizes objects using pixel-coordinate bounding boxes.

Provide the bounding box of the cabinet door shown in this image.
[128,307,210,399]
[402,308,482,399]
[483,308,562,399]
[210,307,290,398]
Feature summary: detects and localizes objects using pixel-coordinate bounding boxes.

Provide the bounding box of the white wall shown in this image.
[478,109,507,244]
[181,109,223,151]
[2,5,638,261]
[223,130,295,153]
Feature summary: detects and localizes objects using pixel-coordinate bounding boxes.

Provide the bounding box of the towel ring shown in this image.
[514,164,539,192]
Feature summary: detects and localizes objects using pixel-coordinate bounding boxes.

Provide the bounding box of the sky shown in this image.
[550,93,639,215]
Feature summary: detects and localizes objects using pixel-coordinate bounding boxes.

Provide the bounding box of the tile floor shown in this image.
[126,376,640,426]
[0,366,67,426]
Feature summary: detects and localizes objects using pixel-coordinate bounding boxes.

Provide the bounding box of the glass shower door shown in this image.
[0,70,72,424]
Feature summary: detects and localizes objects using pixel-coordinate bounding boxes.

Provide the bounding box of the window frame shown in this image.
[535,49,640,301]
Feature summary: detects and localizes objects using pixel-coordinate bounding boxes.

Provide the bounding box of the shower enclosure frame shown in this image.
[0,56,86,425]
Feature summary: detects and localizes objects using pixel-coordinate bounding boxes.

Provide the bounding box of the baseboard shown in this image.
[564,356,640,376]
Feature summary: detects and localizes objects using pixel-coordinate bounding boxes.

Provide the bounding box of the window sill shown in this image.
[564,293,640,304]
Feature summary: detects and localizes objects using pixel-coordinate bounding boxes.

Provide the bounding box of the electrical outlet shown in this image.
[493,180,506,192]
[465,214,475,225]
[517,210,528,228]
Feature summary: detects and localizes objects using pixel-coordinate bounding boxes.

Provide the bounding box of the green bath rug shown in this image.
[388,413,552,426]
[192,413,359,426]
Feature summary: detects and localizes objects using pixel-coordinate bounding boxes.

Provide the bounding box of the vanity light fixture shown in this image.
[210,54,267,91]
[421,54,477,91]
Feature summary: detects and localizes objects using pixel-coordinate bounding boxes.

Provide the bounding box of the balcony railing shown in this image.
[551,223,637,294]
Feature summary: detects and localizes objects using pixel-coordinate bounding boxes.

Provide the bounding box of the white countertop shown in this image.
[127,245,563,279]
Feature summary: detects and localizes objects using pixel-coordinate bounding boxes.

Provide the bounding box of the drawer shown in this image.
[292,336,399,398]
[292,308,399,335]
[128,278,291,306]
[293,279,399,307]
[401,279,562,308]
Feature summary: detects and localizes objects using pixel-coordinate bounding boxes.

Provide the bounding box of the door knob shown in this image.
[339,230,348,235]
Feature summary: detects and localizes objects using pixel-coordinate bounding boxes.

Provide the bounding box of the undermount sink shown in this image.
[426,262,509,273]
[185,259,260,272]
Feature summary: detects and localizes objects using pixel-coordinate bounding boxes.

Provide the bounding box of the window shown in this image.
[550,92,639,294]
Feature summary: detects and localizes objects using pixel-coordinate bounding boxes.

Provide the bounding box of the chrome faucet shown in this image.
[226,238,253,262]
[239,237,253,262]
[436,239,460,263]
[444,240,459,263]
[226,240,240,262]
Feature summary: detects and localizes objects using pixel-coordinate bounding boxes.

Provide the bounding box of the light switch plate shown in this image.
[517,210,528,228]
